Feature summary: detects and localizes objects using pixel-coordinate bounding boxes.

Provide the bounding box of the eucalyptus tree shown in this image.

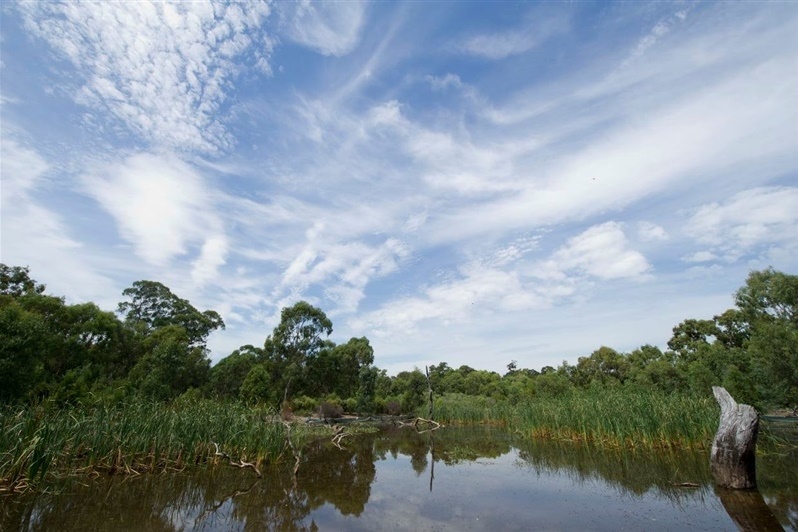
[118,280,224,347]
[263,301,333,405]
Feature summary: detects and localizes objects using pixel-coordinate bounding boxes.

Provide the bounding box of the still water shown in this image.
[2,426,795,531]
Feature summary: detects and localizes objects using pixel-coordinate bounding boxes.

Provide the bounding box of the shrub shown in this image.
[342,397,357,413]
[291,395,317,415]
[385,400,402,415]
[319,401,343,420]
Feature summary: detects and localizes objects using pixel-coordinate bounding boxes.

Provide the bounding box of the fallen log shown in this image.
[710,386,759,489]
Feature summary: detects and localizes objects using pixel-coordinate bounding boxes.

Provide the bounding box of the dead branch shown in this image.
[212,442,261,477]
[282,422,303,478]
[330,424,351,449]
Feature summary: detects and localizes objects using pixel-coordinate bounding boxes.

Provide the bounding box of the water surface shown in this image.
[2,425,795,531]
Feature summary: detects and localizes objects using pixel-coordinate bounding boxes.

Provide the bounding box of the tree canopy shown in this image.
[1,263,796,413]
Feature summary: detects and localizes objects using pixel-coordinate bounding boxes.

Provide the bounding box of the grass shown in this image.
[430,389,719,450]
[0,398,315,492]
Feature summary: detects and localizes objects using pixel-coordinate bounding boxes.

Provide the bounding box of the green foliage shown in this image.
[0,298,46,401]
[239,364,275,404]
[118,280,224,347]
[534,371,574,398]
[129,326,210,401]
[291,395,318,414]
[207,346,259,399]
[573,346,629,388]
[735,267,798,325]
[0,264,45,296]
[262,301,333,404]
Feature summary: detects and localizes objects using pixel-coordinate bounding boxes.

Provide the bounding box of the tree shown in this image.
[393,369,428,412]
[0,298,46,401]
[263,301,333,405]
[734,269,798,406]
[239,364,275,404]
[357,365,379,413]
[129,326,210,400]
[572,346,629,388]
[331,337,374,398]
[118,280,224,347]
[207,346,261,399]
[735,268,798,326]
[0,264,45,297]
[668,319,718,363]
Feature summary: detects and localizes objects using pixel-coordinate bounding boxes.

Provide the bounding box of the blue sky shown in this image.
[1,1,796,375]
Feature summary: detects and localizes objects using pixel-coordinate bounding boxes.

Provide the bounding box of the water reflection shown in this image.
[2,426,795,531]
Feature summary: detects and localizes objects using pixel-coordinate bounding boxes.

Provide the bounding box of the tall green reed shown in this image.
[428,389,718,450]
[0,399,294,490]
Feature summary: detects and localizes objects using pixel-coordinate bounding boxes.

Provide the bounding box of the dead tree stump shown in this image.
[711,386,759,489]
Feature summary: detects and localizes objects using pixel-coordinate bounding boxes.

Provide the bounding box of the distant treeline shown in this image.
[1,264,796,412]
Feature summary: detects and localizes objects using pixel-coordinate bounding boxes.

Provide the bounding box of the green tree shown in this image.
[239,364,275,404]
[735,268,798,325]
[331,337,374,398]
[129,326,210,400]
[668,319,718,363]
[118,280,224,347]
[207,345,261,399]
[0,298,46,401]
[0,264,46,296]
[263,301,333,405]
[735,269,798,406]
[356,365,379,413]
[572,346,629,388]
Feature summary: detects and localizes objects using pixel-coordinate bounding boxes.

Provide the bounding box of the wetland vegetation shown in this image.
[1,264,797,527]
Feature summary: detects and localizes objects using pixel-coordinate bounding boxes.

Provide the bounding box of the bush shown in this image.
[291,395,317,415]
[319,401,343,420]
[385,400,402,415]
[342,397,357,413]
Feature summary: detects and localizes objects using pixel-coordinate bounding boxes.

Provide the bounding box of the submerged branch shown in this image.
[212,442,261,477]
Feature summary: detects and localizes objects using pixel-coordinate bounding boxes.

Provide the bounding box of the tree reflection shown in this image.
[2,427,795,531]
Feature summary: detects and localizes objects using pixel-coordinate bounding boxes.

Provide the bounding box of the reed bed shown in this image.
[431,389,718,450]
[433,393,514,425]
[0,399,298,492]
[513,389,718,449]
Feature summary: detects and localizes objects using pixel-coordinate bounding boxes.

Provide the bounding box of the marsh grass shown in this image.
[431,389,718,450]
[433,393,513,425]
[0,399,313,492]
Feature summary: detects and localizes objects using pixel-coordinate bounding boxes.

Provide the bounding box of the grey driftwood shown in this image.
[710,386,759,489]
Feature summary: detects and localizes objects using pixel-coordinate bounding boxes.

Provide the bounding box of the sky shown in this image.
[1,1,797,375]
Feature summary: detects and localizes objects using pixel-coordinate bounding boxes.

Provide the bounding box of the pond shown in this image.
[2,425,795,531]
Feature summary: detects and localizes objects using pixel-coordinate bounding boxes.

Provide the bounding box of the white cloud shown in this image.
[425,73,463,91]
[82,153,225,268]
[280,0,367,57]
[685,187,798,262]
[426,42,798,243]
[543,222,651,280]
[682,251,717,263]
[351,262,548,338]
[637,222,668,242]
[0,137,50,203]
[351,224,647,339]
[618,8,691,70]
[0,134,118,306]
[460,31,541,59]
[18,1,274,153]
[457,12,569,60]
[191,235,228,286]
[274,226,411,315]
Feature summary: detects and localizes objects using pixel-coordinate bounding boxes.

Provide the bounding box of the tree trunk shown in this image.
[711,386,759,489]
[425,366,434,420]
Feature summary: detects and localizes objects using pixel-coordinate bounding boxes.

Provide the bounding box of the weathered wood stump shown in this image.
[711,386,759,489]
